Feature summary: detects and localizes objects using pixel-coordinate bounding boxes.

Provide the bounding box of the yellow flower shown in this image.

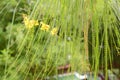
[26,20,37,29]
[22,14,28,20]
[33,20,39,26]
[22,14,39,29]
[40,22,50,31]
[51,28,58,35]
[23,14,29,26]
[29,20,39,26]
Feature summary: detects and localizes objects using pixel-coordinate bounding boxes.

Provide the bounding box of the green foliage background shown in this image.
[0,0,120,80]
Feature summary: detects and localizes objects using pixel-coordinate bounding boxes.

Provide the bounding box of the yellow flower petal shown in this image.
[34,20,39,26]
[40,22,50,31]
[51,28,58,35]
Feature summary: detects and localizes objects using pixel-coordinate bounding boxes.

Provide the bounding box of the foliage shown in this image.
[0,0,120,80]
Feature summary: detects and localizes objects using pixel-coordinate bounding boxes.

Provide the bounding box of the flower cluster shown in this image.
[40,22,58,36]
[22,14,58,36]
[22,14,39,29]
